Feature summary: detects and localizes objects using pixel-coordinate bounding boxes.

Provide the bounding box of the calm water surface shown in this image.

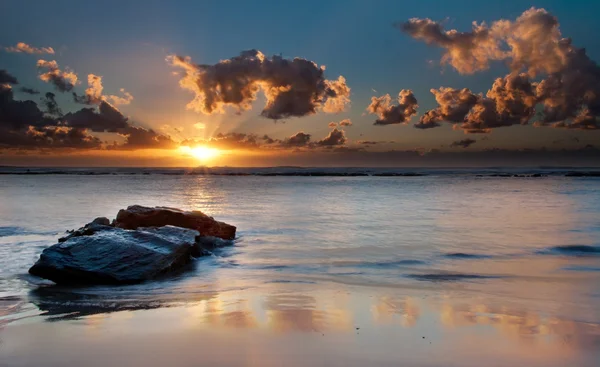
[1,172,599,366]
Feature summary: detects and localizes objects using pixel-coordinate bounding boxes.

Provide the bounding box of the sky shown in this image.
[1,0,599,167]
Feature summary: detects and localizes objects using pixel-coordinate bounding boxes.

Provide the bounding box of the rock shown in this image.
[58,220,112,243]
[91,217,110,226]
[113,205,236,240]
[29,225,199,285]
[191,235,235,257]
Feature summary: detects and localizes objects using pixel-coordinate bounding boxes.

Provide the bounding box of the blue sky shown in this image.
[1,0,599,165]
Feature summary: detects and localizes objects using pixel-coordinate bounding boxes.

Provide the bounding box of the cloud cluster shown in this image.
[73,74,133,106]
[112,126,178,150]
[167,50,351,119]
[37,60,78,92]
[63,101,130,132]
[0,68,168,151]
[0,74,102,149]
[5,42,55,55]
[403,8,600,132]
[367,90,418,125]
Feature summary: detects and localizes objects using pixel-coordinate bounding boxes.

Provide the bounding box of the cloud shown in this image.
[42,92,63,117]
[398,8,563,76]
[316,128,347,146]
[0,126,102,150]
[415,87,478,129]
[0,81,54,131]
[63,101,129,132]
[167,50,351,119]
[450,138,477,148]
[73,74,133,106]
[194,122,205,130]
[0,75,102,150]
[37,60,78,92]
[406,8,600,132]
[5,42,55,55]
[113,126,178,150]
[281,131,312,147]
[367,90,418,125]
[339,118,352,127]
[419,74,537,133]
[181,132,263,150]
[0,68,172,152]
[20,87,40,95]
[398,17,505,74]
[0,70,19,85]
[328,122,337,128]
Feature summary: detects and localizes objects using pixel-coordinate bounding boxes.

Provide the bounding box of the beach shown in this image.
[1,169,599,366]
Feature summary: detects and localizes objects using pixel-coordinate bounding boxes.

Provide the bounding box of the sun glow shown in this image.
[180,146,221,161]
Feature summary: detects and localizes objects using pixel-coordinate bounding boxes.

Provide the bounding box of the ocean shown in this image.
[1,168,599,366]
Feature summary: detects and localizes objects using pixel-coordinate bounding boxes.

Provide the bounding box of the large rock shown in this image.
[29,225,199,285]
[113,205,236,240]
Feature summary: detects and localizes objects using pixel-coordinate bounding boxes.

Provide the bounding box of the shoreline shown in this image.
[2,283,599,367]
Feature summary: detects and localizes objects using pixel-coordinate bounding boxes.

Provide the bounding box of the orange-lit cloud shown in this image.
[401,8,600,131]
[73,74,133,106]
[37,59,78,92]
[5,42,55,55]
[367,90,418,125]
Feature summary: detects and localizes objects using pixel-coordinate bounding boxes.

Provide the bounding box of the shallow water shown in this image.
[1,170,599,366]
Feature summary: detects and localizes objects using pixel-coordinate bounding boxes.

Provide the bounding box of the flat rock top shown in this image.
[29,225,199,284]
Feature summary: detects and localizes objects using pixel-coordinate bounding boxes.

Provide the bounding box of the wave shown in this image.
[406,273,505,282]
[538,245,600,256]
[0,226,26,237]
[442,252,493,259]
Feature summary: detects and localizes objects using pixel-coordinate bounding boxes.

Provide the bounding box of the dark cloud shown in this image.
[281,132,312,147]
[42,92,63,117]
[0,126,102,150]
[262,134,276,144]
[328,122,337,128]
[450,138,477,148]
[167,50,351,120]
[415,87,478,129]
[37,60,78,92]
[316,128,347,146]
[20,87,40,95]
[0,69,169,152]
[0,70,19,85]
[63,101,129,132]
[0,84,53,131]
[367,90,418,125]
[113,126,178,150]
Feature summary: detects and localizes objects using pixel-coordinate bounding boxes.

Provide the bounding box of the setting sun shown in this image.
[180,146,220,161]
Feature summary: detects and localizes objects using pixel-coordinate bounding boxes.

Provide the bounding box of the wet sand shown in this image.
[2,283,599,367]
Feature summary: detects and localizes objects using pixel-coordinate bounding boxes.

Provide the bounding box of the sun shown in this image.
[180,146,220,161]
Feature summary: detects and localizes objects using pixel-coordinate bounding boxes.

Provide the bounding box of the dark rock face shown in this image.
[191,235,235,257]
[29,226,199,285]
[114,205,236,240]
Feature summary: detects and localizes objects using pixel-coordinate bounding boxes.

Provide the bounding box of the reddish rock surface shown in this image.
[113,205,236,240]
